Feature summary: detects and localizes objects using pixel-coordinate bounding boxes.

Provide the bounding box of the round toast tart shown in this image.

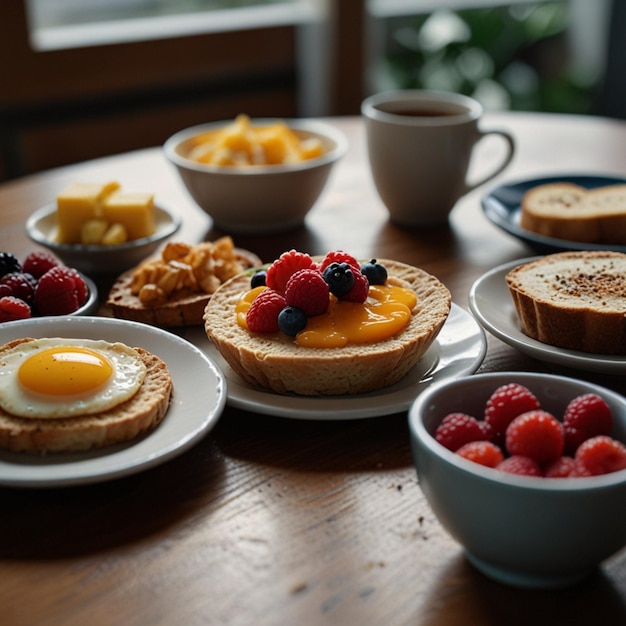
[506,250,626,354]
[204,251,451,396]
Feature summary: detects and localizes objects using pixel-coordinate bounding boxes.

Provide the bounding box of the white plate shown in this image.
[468,258,626,374]
[183,303,486,420]
[0,316,226,488]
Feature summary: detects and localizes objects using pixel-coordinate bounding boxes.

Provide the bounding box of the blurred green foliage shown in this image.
[380,2,596,113]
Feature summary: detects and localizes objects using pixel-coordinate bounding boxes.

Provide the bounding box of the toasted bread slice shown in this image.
[520,183,626,243]
[0,338,173,453]
[506,250,626,354]
[204,259,451,396]
[107,245,261,327]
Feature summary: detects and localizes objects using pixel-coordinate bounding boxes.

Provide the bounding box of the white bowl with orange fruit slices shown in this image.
[164,115,348,234]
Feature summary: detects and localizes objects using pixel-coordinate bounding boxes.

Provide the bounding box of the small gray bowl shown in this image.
[164,118,348,234]
[26,203,181,276]
[1,272,98,323]
[409,371,626,589]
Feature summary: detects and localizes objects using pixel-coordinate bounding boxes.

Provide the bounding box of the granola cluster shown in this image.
[130,237,244,307]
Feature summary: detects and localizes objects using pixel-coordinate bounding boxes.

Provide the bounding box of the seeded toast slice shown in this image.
[506,250,626,354]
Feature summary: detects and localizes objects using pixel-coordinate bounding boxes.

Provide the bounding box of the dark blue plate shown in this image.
[481,174,626,253]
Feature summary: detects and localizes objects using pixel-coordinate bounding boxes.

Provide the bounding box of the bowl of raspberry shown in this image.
[0,251,98,323]
[408,371,626,589]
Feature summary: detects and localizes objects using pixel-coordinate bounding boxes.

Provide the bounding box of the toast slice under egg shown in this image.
[0,338,173,454]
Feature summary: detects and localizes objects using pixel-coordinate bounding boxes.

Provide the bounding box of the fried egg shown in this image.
[0,338,147,418]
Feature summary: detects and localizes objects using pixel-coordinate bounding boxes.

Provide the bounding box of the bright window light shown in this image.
[26,0,315,50]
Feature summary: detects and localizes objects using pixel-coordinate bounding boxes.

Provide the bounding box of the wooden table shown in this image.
[1,113,626,625]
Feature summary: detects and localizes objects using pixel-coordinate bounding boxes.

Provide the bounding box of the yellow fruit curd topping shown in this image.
[236,283,417,348]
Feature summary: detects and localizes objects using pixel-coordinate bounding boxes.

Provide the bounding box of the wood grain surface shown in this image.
[1,113,626,626]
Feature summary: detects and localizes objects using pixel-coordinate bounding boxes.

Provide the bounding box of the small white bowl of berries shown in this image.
[409,372,626,589]
[0,251,97,323]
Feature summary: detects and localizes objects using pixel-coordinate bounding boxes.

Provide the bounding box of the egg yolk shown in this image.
[18,346,113,396]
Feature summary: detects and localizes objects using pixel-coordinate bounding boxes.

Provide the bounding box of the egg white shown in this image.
[0,338,147,419]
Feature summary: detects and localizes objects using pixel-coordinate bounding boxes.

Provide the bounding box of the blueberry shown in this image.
[278,306,308,337]
[360,259,387,285]
[322,262,355,298]
[251,270,267,288]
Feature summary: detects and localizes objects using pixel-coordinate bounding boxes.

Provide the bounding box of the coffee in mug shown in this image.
[361,90,515,227]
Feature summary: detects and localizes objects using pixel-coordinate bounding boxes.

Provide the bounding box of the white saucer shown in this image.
[468,258,626,374]
[184,303,486,420]
[0,316,226,488]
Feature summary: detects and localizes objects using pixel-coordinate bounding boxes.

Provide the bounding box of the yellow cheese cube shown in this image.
[80,218,109,244]
[56,182,120,243]
[102,223,128,245]
[102,192,156,240]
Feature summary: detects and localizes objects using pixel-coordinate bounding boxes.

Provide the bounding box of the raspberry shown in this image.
[246,289,287,333]
[284,269,329,316]
[434,413,484,452]
[497,455,542,477]
[22,251,59,279]
[544,456,578,478]
[342,269,369,303]
[72,271,88,304]
[456,440,504,468]
[575,435,626,476]
[0,296,31,322]
[569,462,593,478]
[34,266,88,316]
[0,252,21,278]
[478,420,494,442]
[265,250,315,294]
[484,383,541,443]
[0,284,12,298]
[505,410,564,465]
[319,251,360,273]
[0,272,37,304]
[562,393,613,455]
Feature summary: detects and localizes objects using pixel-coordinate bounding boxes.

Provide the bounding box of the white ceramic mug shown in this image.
[362,90,515,227]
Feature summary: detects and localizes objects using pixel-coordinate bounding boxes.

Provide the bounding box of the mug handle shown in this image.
[463,129,515,194]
